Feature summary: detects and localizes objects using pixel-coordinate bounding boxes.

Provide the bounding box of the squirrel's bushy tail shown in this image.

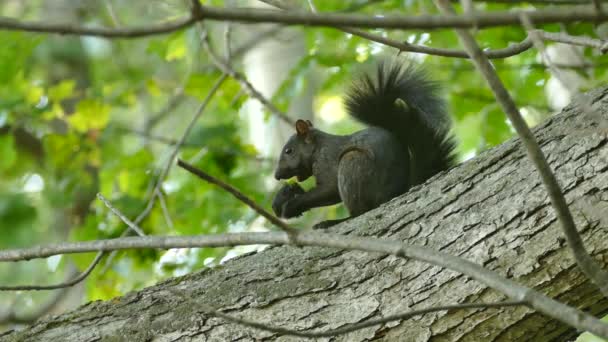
[345,60,457,186]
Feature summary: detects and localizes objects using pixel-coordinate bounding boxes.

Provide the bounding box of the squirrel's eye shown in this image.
[285,148,293,154]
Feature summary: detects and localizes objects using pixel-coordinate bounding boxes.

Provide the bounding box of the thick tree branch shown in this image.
[1,6,607,38]
[211,299,526,337]
[0,231,607,337]
[435,0,608,298]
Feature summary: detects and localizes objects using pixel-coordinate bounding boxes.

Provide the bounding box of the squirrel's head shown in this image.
[274,119,315,182]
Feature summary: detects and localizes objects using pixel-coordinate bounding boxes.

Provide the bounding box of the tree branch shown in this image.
[0,284,72,324]
[211,300,526,337]
[434,0,608,298]
[0,253,103,291]
[201,35,294,125]
[0,231,606,337]
[259,0,535,59]
[1,6,607,38]
[97,194,146,236]
[177,159,297,235]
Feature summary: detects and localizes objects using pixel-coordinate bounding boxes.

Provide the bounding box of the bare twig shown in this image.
[158,59,227,174]
[306,0,318,13]
[98,194,146,236]
[142,72,228,220]
[0,191,153,292]
[356,27,534,58]
[0,254,103,291]
[0,231,607,337]
[118,126,272,162]
[201,35,294,125]
[435,0,608,298]
[177,159,297,235]
[155,188,175,231]
[190,0,203,18]
[224,23,233,61]
[537,30,608,53]
[213,300,526,337]
[592,0,604,13]
[1,6,608,38]
[521,14,577,96]
[0,285,72,324]
[230,26,284,58]
[144,88,186,131]
[260,0,534,59]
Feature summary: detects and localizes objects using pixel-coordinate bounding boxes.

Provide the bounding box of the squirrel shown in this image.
[272,60,457,228]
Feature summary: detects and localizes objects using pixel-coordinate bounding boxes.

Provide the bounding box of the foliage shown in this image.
[0,0,606,331]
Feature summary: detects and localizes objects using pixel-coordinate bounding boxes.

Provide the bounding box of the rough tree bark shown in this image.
[3,87,608,341]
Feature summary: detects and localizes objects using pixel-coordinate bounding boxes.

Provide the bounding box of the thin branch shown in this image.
[158,59,227,181]
[229,26,284,59]
[212,300,526,337]
[95,65,229,276]
[0,15,196,38]
[435,0,608,298]
[155,188,175,231]
[0,284,72,324]
[142,72,228,223]
[0,253,103,291]
[521,15,577,96]
[537,30,608,53]
[349,27,534,58]
[201,35,294,125]
[177,159,297,235]
[259,0,535,59]
[144,87,186,131]
[190,0,203,18]
[592,0,604,13]
[1,6,608,38]
[97,194,146,236]
[224,23,233,61]
[0,231,607,337]
[0,191,150,292]
[118,126,272,162]
[306,0,318,13]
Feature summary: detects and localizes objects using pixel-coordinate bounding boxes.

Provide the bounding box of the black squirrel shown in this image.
[272,60,457,228]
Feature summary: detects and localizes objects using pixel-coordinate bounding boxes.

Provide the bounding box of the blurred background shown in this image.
[0,0,607,332]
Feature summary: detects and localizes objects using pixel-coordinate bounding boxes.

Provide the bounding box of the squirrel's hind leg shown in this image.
[337,149,379,216]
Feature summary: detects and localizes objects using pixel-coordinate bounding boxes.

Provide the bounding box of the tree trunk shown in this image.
[4,87,608,341]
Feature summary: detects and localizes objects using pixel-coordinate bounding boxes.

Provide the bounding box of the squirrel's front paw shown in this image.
[272,184,305,217]
[280,199,303,218]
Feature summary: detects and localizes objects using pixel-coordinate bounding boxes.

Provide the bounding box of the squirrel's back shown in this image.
[344,60,457,187]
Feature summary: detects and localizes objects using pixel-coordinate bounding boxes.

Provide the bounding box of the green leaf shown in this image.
[0,32,40,84]
[0,192,37,247]
[0,134,17,172]
[68,99,111,132]
[185,72,218,99]
[48,80,76,103]
[165,31,187,61]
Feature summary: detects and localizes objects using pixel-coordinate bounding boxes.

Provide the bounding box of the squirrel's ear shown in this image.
[306,120,313,127]
[394,98,410,112]
[295,119,310,136]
